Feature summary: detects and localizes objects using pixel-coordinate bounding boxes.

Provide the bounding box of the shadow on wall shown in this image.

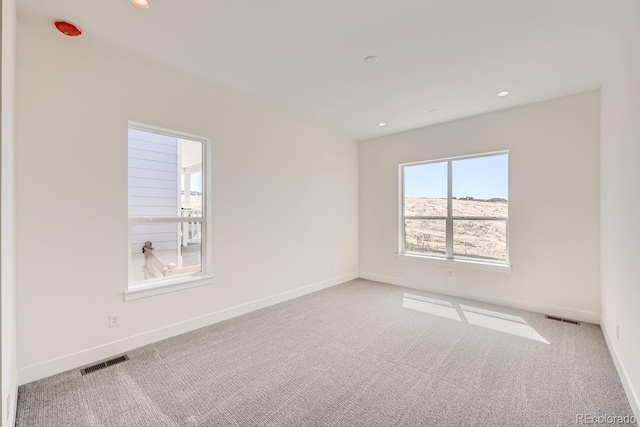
[402,293,550,344]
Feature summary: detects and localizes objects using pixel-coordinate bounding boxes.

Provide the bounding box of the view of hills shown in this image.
[404,198,508,261]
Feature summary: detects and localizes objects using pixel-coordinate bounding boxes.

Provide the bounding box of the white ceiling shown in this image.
[18,0,619,140]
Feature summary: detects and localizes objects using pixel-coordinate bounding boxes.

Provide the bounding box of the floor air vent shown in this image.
[545,315,580,325]
[81,355,129,376]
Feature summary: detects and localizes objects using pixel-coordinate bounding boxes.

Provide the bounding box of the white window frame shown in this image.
[399,150,510,269]
[125,121,214,301]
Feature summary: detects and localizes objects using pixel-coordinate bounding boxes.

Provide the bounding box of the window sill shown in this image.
[397,252,512,273]
[124,274,215,301]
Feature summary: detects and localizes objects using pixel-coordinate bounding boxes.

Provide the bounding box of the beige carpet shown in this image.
[16,279,637,426]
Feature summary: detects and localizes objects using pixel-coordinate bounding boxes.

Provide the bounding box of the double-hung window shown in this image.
[127,123,212,298]
[400,151,509,264]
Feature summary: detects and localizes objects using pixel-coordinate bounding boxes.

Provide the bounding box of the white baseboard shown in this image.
[19,273,358,386]
[3,368,18,427]
[359,272,600,324]
[601,318,640,420]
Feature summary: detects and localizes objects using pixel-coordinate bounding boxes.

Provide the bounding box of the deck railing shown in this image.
[181,208,202,246]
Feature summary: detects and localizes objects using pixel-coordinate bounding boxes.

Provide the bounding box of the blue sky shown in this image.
[182,172,203,193]
[404,154,508,199]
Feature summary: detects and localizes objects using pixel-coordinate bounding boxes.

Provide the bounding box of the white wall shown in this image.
[600,0,640,418]
[359,91,601,323]
[1,0,17,424]
[15,21,358,381]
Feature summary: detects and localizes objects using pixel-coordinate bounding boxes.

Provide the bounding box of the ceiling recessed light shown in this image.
[364,56,378,64]
[378,122,387,127]
[131,0,150,9]
[497,91,510,97]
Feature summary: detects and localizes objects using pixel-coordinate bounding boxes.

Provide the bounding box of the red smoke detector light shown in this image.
[55,21,82,37]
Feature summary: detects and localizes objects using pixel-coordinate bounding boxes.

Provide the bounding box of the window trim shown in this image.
[397,252,512,273]
[399,150,510,267]
[124,273,215,301]
[125,121,214,300]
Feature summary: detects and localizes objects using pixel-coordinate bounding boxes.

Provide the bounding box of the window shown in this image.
[127,123,211,297]
[400,151,509,264]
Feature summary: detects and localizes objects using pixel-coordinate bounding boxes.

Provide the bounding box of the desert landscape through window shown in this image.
[402,152,508,262]
[404,198,508,261]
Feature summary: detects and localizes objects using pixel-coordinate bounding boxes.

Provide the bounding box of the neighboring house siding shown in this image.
[128,129,180,281]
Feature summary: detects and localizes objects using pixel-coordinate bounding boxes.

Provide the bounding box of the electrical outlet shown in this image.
[447,271,453,279]
[616,324,620,339]
[109,313,120,328]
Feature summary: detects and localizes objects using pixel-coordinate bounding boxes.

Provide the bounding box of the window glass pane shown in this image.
[452,154,508,217]
[128,129,181,218]
[404,219,446,255]
[453,220,506,261]
[404,162,448,217]
[128,128,205,286]
[128,131,204,218]
[130,221,202,284]
[180,138,203,213]
[179,140,203,266]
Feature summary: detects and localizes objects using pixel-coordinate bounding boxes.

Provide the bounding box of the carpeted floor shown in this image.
[16,279,637,426]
